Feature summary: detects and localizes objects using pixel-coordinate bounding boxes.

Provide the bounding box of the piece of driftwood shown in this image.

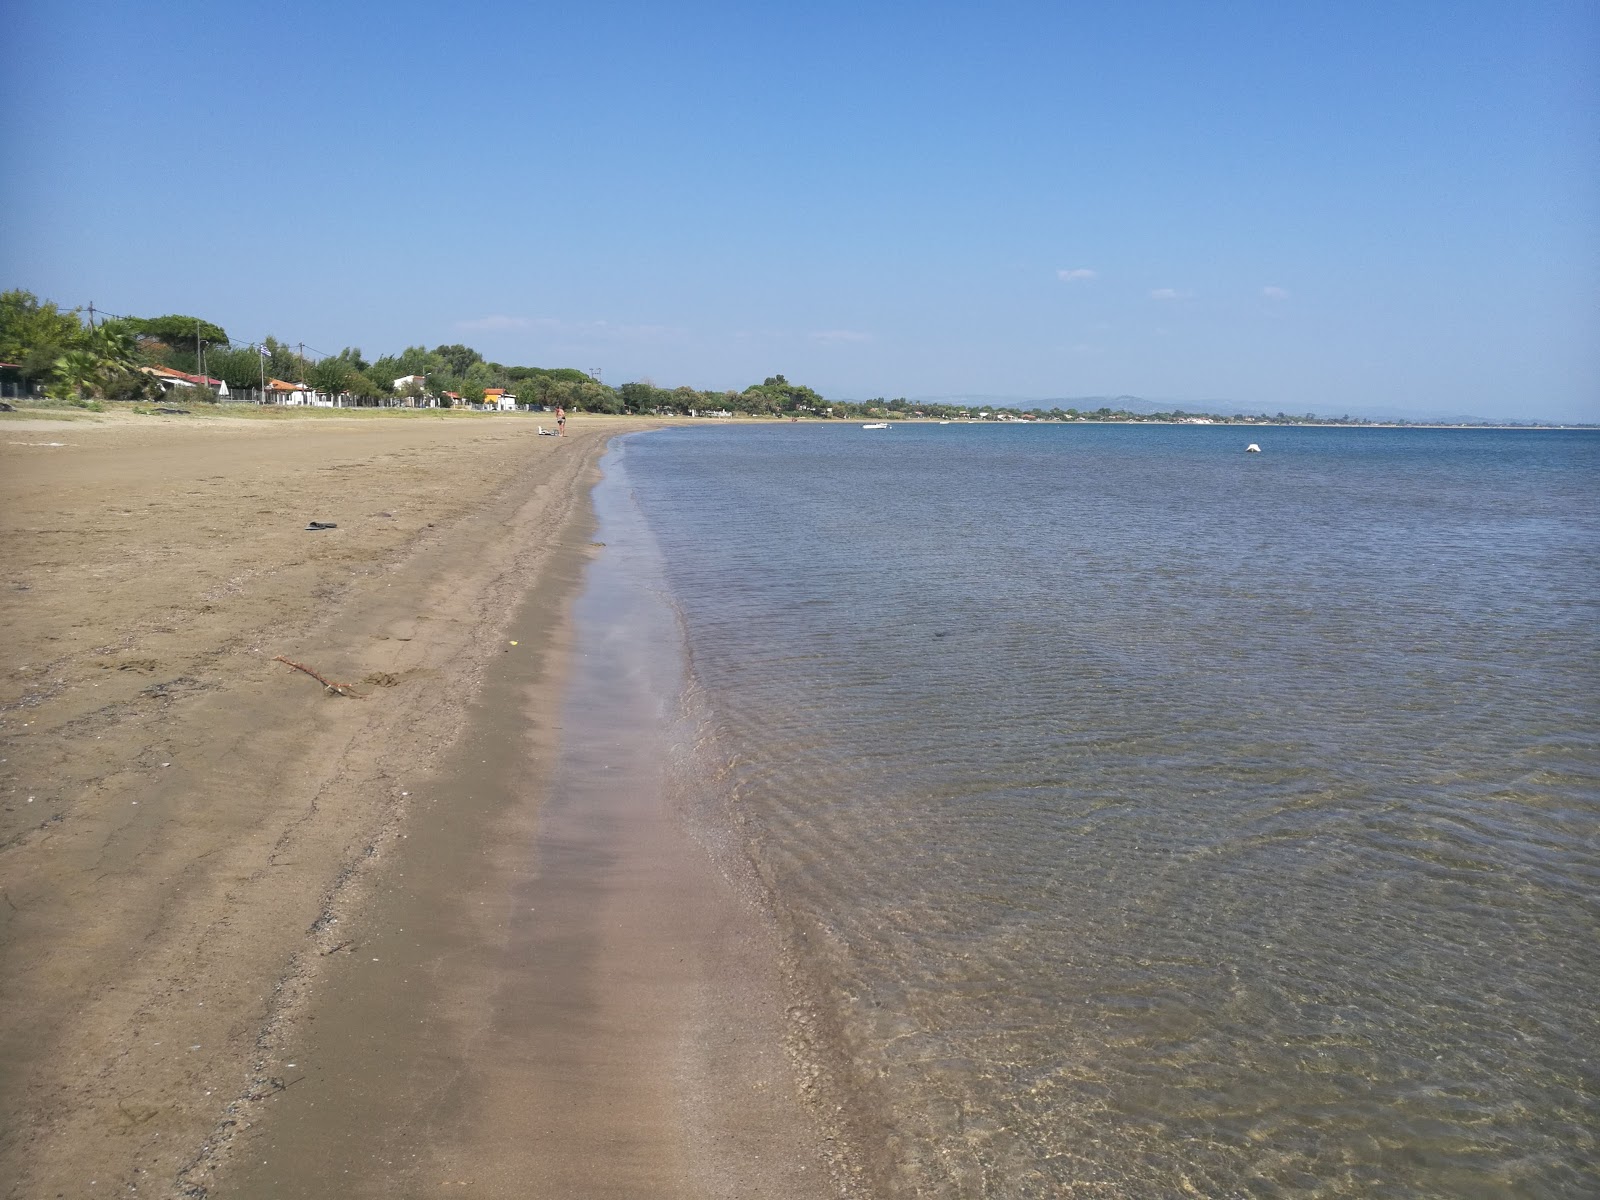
[271,655,364,698]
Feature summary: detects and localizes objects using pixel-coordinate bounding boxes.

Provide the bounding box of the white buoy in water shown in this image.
[1246,443,1261,453]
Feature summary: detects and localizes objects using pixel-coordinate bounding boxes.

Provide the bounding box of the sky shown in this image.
[4,0,1595,421]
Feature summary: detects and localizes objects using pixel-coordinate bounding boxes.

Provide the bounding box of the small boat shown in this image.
[862,422,889,430]
[1246,443,1262,453]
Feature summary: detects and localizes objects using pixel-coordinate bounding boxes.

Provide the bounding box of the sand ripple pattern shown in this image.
[620,424,1600,1198]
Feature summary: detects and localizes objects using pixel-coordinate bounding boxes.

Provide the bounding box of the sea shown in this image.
[581,422,1599,1198]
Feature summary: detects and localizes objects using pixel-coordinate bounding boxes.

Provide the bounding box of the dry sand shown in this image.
[0,409,843,1198]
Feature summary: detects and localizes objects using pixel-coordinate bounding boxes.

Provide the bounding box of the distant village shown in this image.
[133,365,523,411]
[0,291,1580,426]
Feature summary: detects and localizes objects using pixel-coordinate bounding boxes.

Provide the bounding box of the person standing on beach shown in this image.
[556,406,566,436]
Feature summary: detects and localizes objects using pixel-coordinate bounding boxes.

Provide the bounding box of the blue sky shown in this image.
[5,1,1595,420]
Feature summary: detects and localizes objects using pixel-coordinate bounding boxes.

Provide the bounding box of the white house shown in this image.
[264,378,318,406]
[391,375,436,407]
[140,365,229,397]
[483,387,517,412]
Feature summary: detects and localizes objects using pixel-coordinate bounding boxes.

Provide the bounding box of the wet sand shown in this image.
[0,410,840,1198]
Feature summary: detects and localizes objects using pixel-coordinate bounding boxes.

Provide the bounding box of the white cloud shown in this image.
[1262,285,1290,300]
[455,314,536,332]
[1057,268,1097,282]
[810,329,872,345]
[1150,288,1190,301]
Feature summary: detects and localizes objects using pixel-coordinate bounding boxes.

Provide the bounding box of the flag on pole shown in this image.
[257,345,271,358]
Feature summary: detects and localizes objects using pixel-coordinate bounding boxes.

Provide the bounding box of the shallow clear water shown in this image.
[602,423,1600,1197]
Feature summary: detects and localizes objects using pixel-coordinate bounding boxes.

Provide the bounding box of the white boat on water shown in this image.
[862,422,889,430]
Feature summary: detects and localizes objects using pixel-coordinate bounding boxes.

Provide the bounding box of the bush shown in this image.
[102,370,162,403]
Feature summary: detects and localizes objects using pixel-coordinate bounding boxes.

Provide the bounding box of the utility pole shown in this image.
[87,302,97,330]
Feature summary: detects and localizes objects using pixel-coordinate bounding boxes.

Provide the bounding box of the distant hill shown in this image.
[908,394,1570,426]
[911,394,1276,417]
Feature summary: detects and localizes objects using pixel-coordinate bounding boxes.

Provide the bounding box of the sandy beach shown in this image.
[0,410,841,1198]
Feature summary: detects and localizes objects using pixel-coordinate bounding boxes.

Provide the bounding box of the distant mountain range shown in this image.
[906,394,1572,426]
[913,394,1210,415]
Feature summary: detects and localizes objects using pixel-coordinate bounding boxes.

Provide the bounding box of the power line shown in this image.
[76,301,333,363]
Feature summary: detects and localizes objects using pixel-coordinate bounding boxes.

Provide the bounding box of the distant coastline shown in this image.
[878,414,1598,430]
[7,292,1589,428]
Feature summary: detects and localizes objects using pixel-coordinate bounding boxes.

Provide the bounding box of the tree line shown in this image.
[4,289,1411,424]
[0,292,849,414]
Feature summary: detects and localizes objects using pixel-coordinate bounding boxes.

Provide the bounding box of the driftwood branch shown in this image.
[272,655,364,698]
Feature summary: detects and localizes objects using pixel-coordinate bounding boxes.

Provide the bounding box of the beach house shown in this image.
[392,375,436,407]
[139,365,230,398]
[264,378,319,406]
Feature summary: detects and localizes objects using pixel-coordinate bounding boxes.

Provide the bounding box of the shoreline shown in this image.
[5,402,1587,435]
[5,413,789,1196]
[218,431,843,1197]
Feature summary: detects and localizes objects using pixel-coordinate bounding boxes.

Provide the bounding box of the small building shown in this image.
[263,378,316,405]
[483,387,517,412]
[391,375,436,407]
[140,365,229,397]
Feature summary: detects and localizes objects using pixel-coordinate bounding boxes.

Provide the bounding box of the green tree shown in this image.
[258,336,306,382]
[433,343,483,376]
[740,373,826,414]
[518,374,552,407]
[122,314,230,354]
[308,357,356,396]
[353,368,393,400]
[89,324,161,401]
[457,360,499,404]
[208,347,269,391]
[331,346,370,372]
[0,290,88,385]
[576,380,621,413]
[101,368,162,403]
[50,348,103,399]
[90,321,139,363]
[619,381,665,412]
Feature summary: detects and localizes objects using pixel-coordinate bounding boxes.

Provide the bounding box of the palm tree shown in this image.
[51,348,103,399]
[91,324,138,368]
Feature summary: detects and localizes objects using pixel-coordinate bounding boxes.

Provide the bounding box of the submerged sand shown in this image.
[0,410,844,1198]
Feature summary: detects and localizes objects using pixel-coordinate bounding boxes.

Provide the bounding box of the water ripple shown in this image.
[621,425,1600,1197]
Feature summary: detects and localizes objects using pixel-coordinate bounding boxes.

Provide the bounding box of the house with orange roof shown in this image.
[263,378,320,406]
[140,365,230,398]
[483,387,517,412]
